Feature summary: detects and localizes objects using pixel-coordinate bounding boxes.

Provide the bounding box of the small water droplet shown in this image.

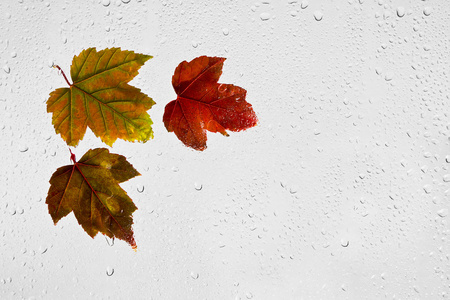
[192,41,198,48]
[423,7,431,16]
[443,174,450,182]
[121,0,131,3]
[313,10,323,21]
[396,7,405,17]
[340,239,349,247]
[246,292,253,299]
[190,272,199,279]
[260,12,271,21]
[3,65,10,74]
[437,209,448,218]
[222,28,229,36]
[106,267,114,276]
[423,184,432,194]
[102,0,110,6]
[137,185,144,193]
[10,52,17,58]
[301,0,309,9]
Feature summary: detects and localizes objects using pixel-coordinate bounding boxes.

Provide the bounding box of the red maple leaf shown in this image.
[163,56,258,151]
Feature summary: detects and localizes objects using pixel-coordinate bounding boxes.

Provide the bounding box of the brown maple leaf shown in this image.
[46,148,139,249]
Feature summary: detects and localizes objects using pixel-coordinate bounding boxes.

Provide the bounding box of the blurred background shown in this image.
[0,0,449,299]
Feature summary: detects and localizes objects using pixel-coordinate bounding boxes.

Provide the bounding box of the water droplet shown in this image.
[137,185,144,193]
[340,239,349,247]
[246,292,253,299]
[396,7,405,17]
[3,65,10,74]
[105,236,115,246]
[384,71,394,81]
[121,0,131,3]
[10,52,17,58]
[222,28,229,36]
[102,0,110,6]
[39,246,48,254]
[192,41,198,48]
[194,182,202,191]
[19,145,28,152]
[437,209,448,218]
[314,11,323,21]
[190,272,199,279]
[106,267,114,276]
[443,175,450,182]
[423,7,431,16]
[423,184,432,194]
[300,0,309,9]
[260,12,271,21]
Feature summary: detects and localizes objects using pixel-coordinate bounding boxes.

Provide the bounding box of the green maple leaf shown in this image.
[47,47,155,146]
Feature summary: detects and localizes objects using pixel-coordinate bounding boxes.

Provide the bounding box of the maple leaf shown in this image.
[47,47,155,147]
[163,56,258,151]
[46,148,140,249]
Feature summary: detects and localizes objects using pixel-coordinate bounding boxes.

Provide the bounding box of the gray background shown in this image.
[1,0,449,299]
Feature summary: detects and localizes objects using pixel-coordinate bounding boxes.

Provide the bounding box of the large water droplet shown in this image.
[396,7,405,17]
[340,239,349,247]
[314,11,323,21]
[437,209,448,218]
[105,236,115,247]
[384,71,394,81]
[260,12,271,21]
[19,145,29,152]
[194,182,202,191]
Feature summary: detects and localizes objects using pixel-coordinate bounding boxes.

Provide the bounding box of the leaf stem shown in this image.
[69,148,76,164]
[53,65,72,87]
